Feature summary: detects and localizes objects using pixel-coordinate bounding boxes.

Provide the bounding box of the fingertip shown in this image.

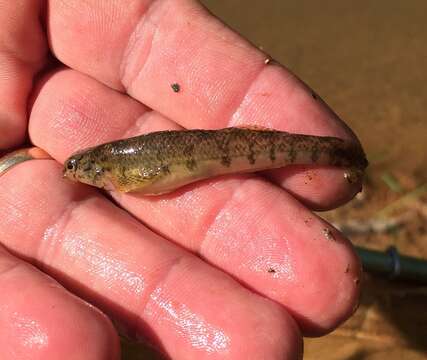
[144,255,304,359]
[266,302,304,360]
[0,0,46,149]
[289,231,362,337]
[0,246,121,360]
[266,165,364,211]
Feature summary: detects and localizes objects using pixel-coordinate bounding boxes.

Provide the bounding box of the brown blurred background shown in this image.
[124,1,427,359]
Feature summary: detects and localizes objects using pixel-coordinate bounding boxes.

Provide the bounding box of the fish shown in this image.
[63,127,368,195]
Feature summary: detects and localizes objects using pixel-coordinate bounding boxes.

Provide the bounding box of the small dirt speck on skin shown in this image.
[345,264,350,273]
[268,267,276,274]
[171,83,181,93]
[344,170,361,184]
[323,228,336,241]
[311,91,318,100]
[304,171,314,184]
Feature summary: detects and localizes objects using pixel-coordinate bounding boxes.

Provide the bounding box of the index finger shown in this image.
[47,0,351,135]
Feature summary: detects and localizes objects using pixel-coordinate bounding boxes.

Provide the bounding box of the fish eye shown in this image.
[66,158,77,171]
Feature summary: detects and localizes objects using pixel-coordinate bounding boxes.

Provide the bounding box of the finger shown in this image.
[29,69,361,335]
[47,0,364,208]
[0,160,301,359]
[0,0,47,148]
[0,245,119,360]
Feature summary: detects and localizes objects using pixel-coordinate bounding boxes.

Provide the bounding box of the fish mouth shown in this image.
[62,165,70,178]
[62,168,77,181]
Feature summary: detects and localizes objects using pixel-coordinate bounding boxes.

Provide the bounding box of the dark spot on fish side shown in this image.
[120,166,127,178]
[186,159,197,171]
[221,156,231,167]
[161,164,171,174]
[247,142,256,165]
[269,144,276,162]
[247,153,255,165]
[330,146,349,167]
[183,144,195,157]
[213,131,232,168]
[287,147,297,163]
[171,83,181,93]
[311,142,320,163]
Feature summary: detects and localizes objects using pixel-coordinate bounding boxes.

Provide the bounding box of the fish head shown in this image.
[63,148,109,189]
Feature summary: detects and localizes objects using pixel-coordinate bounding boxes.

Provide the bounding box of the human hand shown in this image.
[0,1,362,359]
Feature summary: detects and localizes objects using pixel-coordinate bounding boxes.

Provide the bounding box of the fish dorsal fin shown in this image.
[234,124,274,131]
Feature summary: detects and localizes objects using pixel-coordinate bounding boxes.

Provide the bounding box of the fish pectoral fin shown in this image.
[101,178,116,192]
[110,167,164,193]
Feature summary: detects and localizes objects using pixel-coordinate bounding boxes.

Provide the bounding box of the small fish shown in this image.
[63,127,368,195]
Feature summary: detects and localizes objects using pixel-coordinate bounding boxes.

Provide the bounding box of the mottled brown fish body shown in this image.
[63,128,368,194]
